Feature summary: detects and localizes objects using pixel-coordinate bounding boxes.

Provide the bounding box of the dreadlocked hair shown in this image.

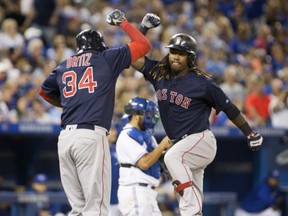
[149,55,171,81]
[148,54,212,81]
[191,66,212,78]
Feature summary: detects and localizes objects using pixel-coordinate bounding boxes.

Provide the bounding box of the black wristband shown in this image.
[139,24,149,35]
[239,122,253,137]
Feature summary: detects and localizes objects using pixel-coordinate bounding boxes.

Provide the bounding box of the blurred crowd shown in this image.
[0,0,288,129]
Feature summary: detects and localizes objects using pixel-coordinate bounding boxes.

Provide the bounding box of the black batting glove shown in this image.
[106,9,126,26]
[247,132,263,151]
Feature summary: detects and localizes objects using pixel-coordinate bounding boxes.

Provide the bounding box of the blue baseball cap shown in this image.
[268,169,280,179]
[33,174,48,183]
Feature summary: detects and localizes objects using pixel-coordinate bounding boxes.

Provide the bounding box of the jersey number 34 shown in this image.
[62,67,97,98]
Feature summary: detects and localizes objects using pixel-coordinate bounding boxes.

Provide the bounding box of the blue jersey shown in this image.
[41,46,131,130]
[142,57,232,139]
[240,180,283,212]
[126,127,161,179]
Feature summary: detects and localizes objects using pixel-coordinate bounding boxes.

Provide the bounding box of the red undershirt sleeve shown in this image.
[120,20,151,62]
[39,87,63,108]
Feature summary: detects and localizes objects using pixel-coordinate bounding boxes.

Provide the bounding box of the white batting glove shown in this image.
[141,13,161,29]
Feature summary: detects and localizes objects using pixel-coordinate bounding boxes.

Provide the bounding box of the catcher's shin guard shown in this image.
[172,180,193,196]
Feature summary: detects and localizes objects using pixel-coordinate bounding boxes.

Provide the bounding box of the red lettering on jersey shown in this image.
[62,67,97,97]
[63,71,77,97]
[175,94,183,105]
[84,53,92,66]
[66,57,72,68]
[162,89,167,100]
[78,54,84,67]
[72,56,78,67]
[181,97,191,109]
[157,89,191,109]
[78,67,97,93]
[66,53,92,68]
[170,91,177,103]
[156,89,162,101]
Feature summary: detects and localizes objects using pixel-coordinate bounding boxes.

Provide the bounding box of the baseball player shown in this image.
[38,9,151,216]
[116,97,171,216]
[130,14,264,215]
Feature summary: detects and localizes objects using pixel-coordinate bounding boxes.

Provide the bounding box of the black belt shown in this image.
[63,123,95,130]
[170,132,193,145]
[77,123,95,130]
[171,130,211,144]
[138,183,155,190]
[119,163,136,168]
[64,124,109,135]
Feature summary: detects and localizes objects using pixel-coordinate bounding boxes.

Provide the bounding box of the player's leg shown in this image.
[164,129,217,215]
[58,128,85,215]
[75,129,111,216]
[190,168,204,203]
[108,204,122,216]
[141,187,162,216]
[117,185,133,216]
[118,185,161,216]
[164,140,201,215]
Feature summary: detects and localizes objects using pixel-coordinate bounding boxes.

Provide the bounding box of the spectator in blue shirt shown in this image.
[235,169,284,216]
[28,174,63,215]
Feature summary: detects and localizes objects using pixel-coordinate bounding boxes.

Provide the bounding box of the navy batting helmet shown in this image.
[76,29,106,52]
[123,97,159,129]
[166,33,197,66]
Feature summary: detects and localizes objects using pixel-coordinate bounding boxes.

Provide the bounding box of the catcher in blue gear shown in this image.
[116,97,171,216]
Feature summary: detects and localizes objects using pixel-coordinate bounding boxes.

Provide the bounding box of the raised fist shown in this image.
[247,132,263,151]
[106,9,126,26]
[141,13,161,29]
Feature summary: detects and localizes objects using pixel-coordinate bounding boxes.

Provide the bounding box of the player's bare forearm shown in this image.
[131,57,145,72]
[137,136,171,170]
[137,146,165,170]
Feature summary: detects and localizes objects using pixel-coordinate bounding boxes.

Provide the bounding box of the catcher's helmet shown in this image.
[123,97,159,129]
[76,29,106,52]
[166,33,197,66]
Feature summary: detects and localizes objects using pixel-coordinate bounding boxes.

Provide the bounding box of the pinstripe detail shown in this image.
[181,132,205,213]
[99,135,105,216]
[192,185,202,213]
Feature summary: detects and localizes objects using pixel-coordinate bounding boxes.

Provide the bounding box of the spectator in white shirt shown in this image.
[269,78,288,129]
